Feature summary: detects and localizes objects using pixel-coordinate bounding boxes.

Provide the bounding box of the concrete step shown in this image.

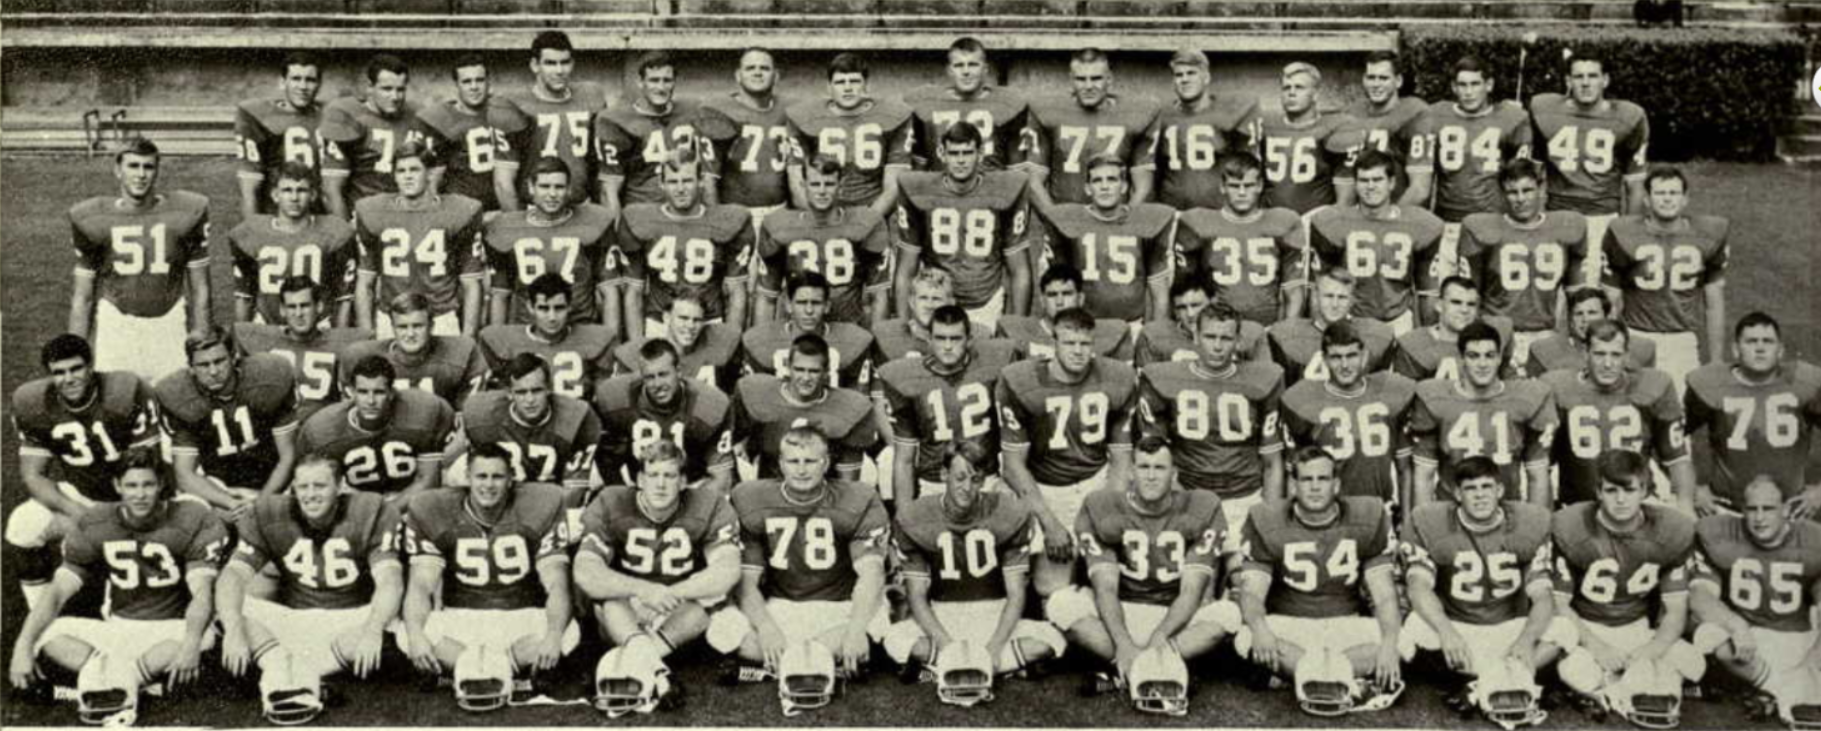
[1786,114,1821,136]
[1777,133,1821,158]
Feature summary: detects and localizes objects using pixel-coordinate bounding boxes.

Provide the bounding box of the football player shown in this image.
[236,52,324,221]
[1133,275,1270,368]
[742,271,875,389]
[459,353,600,491]
[1530,50,1649,286]
[8,450,229,724]
[1524,287,1656,378]
[1341,51,1432,206]
[484,157,616,328]
[479,272,616,400]
[878,305,1019,502]
[1307,149,1446,335]
[1391,276,1515,382]
[734,334,878,482]
[1137,303,1285,531]
[905,37,1028,171]
[399,442,579,706]
[7,335,160,609]
[872,266,956,363]
[1265,268,1398,387]
[1409,321,1556,506]
[574,440,742,711]
[1423,55,1532,226]
[996,264,1133,362]
[352,139,487,338]
[420,54,527,213]
[234,275,372,423]
[596,51,708,220]
[698,48,793,225]
[69,138,212,382]
[343,292,489,409]
[501,31,606,209]
[1399,456,1569,725]
[230,164,356,326]
[1144,49,1257,213]
[593,338,736,493]
[756,155,892,326]
[1047,438,1235,709]
[612,293,745,392]
[1603,166,1729,394]
[616,148,753,337]
[1019,48,1159,212]
[894,122,1033,332]
[156,327,299,510]
[785,52,914,218]
[712,427,891,694]
[1175,151,1308,326]
[1235,446,1404,716]
[216,456,403,722]
[296,355,453,501]
[884,441,1064,693]
[1240,62,1355,214]
[1551,449,1705,725]
[320,54,447,220]
[998,308,1140,596]
[1542,320,1694,509]
[1037,154,1174,328]
[1281,321,1418,508]
[1684,311,1821,517]
[1459,159,1589,361]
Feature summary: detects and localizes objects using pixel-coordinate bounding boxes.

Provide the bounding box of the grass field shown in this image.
[1,153,1816,729]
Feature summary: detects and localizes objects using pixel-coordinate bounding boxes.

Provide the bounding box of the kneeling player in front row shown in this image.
[573,441,742,717]
[1046,437,1235,715]
[398,443,579,711]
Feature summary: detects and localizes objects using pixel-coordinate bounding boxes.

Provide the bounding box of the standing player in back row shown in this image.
[698,48,793,228]
[1145,50,1257,213]
[1602,166,1728,394]
[786,52,914,219]
[1038,154,1175,329]
[1175,152,1308,326]
[1530,50,1650,286]
[1020,48,1159,240]
[320,54,447,221]
[1422,56,1532,252]
[1242,62,1355,215]
[1342,51,1432,207]
[502,31,606,209]
[420,54,527,214]
[895,123,1034,332]
[1307,149,1446,336]
[596,51,708,222]
[236,52,324,222]
[906,38,1028,172]
[353,141,487,338]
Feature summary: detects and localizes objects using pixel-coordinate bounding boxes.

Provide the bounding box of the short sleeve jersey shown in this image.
[733,376,879,479]
[997,317,1131,363]
[786,98,916,207]
[1390,318,1515,383]
[482,203,615,325]
[1459,211,1589,332]
[501,84,608,205]
[1424,100,1533,222]
[740,321,874,389]
[1528,94,1649,216]
[234,323,372,422]
[1266,317,1398,387]
[477,323,617,401]
[418,98,531,210]
[870,319,933,363]
[697,93,793,208]
[1524,332,1656,380]
[996,358,1140,486]
[1401,501,1552,625]
[62,501,229,620]
[616,203,754,322]
[155,354,298,489]
[1134,319,1270,369]
[732,479,890,602]
[579,484,739,586]
[341,335,488,410]
[319,97,448,200]
[461,390,600,489]
[1018,95,1160,204]
[13,372,161,502]
[353,193,487,317]
[895,171,1032,310]
[877,341,1020,484]
[231,491,400,610]
[1240,496,1395,618]
[1078,489,1225,606]
[1042,203,1177,322]
[594,98,712,205]
[1308,204,1447,322]
[611,326,745,394]
[1690,516,1821,633]
[591,375,734,487]
[1408,377,1559,494]
[904,84,1030,170]
[1137,360,1285,497]
[1242,111,1355,214]
[295,390,454,495]
[1543,367,1688,505]
[1601,215,1730,335]
[1175,206,1308,325]
[1340,97,1434,199]
[235,98,323,195]
[1281,371,1418,502]
[1552,502,1693,627]
[1684,361,1821,507]
[757,207,891,325]
[402,483,570,610]
[70,192,212,318]
[1145,94,1260,210]
[229,216,358,323]
[894,491,1034,603]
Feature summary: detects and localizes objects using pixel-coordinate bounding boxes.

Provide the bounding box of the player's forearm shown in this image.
[234,296,255,324]
[990,572,1031,650]
[1025,168,1055,210]
[238,177,264,222]
[1516,581,1556,650]
[848,558,887,635]
[868,287,891,327]
[1262,452,1285,504]
[1006,254,1032,318]
[1649,595,1689,651]
[189,275,212,329]
[491,167,517,213]
[1151,573,1212,646]
[871,168,903,217]
[1128,167,1155,205]
[674,549,742,601]
[1106,448,1133,498]
[1704,283,1727,364]
[905,581,949,644]
[573,553,637,600]
[1406,574,1455,641]
[1413,461,1438,505]
[1001,452,1040,503]
[354,273,377,331]
[367,563,406,635]
[1625,178,1647,217]
[402,566,438,633]
[20,461,83,517]
[893,249,919,319]
[1237,573,1273,631]
[1147,279,1168,323]
[1395,455,1415,511]
[68,272,97,341]
[259,432,298,495]
[738,571,781,634]
[488,291,509,327]
[183,572,218,647]
[623,287,645,339]
[539,563,574,635]
[787,165,808,210]
[1524,463,1551,508]
[461,279,484,338]
[214,566,251,632]
[1334,179,1357,208]
[1399,171,1433,208]
[1366,569,1401,644]
[892,443,920,504]
[323,178,350,220]
[700,177,721,206]
[725,285,749,332]
[1091,573,1138,650]
[13,577,73,660]
[753,291,777,325]
[178,465,244,507]
[1282,285,1306,321]
[401,464,441,501]
[1669,461,1698,515]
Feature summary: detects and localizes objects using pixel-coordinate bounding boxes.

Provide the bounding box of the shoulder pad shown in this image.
[592,375,637,414]
[1132,203,1177,234]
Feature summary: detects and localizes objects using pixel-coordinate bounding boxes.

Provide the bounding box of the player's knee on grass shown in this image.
[1032,555,1074,598]
[1558,648,1607,695]
[705,607,751,656]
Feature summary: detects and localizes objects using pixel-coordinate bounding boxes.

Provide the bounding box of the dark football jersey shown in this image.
[1690,516,1821,632]
[501,85,609,205]
[997,358,1139,486]
[756,207,891,324]
[896,171,1032,310]
[12,372,160,501]
[462,390,600,489]
[1602,215,1729,335]
[733,478,890,602]
[595,98,710,205]
[1266,317,1398,387]
[592,375,734,487]
[1528,94,1649,216]
[1552,502,1692,626]
[1133,319,1270,369]
[617,203,753,322]
[342,336,487,409]
[1340,96,1434,200]
[62,501,229,620]
[611,325,745,393]
[353,193,487,317]
[231,491,400,610]
[1240,111,1354,214]
[1175,206,1307,324]
[295,389,454,495]
[1079,489,1225,606]
[1459,211,1588,332]
[1409,378,1557,495]
[996,317,1129,363]
[70,192,211,318]
[403,483,570,610]
[734,376,878,479]
[1390,317,1515,383]
[320,97,448,200]
[1544,367,1688,505]
[1145,94,1259,210]
[871,318,933,363]
[1308,204,1447,322]
[786,97,916,207]
[905,84,1029,170]
[1042,203,1176,322]
[1241,497,1395,618]
[235,98,323,202]
[740,322,874,389]
[483,203,615,325]
[1137,360,1284,497]
[579,484,740,586]
[1684,361,1821,506]
[419,98,530,210]
[1423,100,1532,222]
[696,92,793,208]
[894,491,1033,602]
[156,354,298,488]
[1401,501,1552,625]
[234,323,371,422]
[1524,332,1656,380]
[1281,371,1418,502]
[229,216,357,324]
[877,341,1020,484]
[477,323,617,401]
[1018,94,1160,204]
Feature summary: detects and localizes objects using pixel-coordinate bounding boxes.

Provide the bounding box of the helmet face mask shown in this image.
[777,642,838,716]
[1294,647,1356,717]
[259,648,325,726]
[594,643,672,718]
[1126,646,1189,716]
[76,653,138,726]
[934,641,995,708]
[1604,658,1681,729]
[453,645,514,713]
[1469,656,1545,730]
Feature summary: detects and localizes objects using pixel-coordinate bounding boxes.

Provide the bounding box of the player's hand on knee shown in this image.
[9,652,40,690]
[1374,644,1402,688]
[405,631,441,675]
[1439,627,1472,674]
[170,640,204,687]
[345,627,385,678]
[757,623,789,668]
[1587,636,1626,674]
[1114,642,1142,678]
[1505,639,1536,671]
[221,626,252,676]
[1693,484,1720,518]
[838,627,870,673]
[529,632,564,671]
[1250,628,1282,674]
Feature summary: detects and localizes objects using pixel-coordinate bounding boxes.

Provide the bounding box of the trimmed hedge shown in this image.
[1401,26,1806,162]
